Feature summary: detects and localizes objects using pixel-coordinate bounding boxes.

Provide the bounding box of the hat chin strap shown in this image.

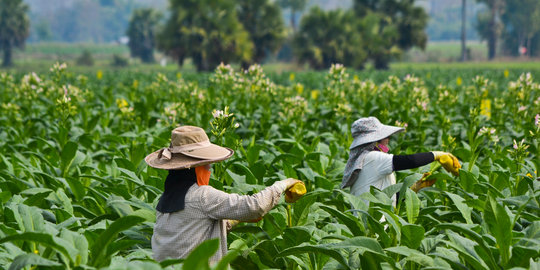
[157,140,212,160]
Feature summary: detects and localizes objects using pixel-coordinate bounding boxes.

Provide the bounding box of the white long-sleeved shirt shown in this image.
[350,151,397,204]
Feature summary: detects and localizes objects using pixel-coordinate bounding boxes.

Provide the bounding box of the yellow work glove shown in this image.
[432,151,461,176]
[285,181,306,203]
[275,178,306,203]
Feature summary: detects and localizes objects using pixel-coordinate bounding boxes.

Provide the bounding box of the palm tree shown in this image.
[0,0,30,67]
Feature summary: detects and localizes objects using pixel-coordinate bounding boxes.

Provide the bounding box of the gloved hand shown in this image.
[274,178,303,191]
[432,151,461,176]
[275,178,306,203]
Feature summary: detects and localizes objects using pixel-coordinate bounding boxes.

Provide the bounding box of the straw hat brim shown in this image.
[145,145,234,170]
[350,125,404,150]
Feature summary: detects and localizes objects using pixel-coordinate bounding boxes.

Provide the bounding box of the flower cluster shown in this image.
[116,98,134,118]
[334,103,352,118]
[162,102,186,126]
[210,106,239,143]
[394,120,408,129]
[279,96,309,121]
[478,126,499,143]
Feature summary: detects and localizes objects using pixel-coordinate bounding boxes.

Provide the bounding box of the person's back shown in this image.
[350,151,396,203]
[152,184,226,262]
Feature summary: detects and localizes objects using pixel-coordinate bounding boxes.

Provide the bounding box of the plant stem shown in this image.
[287,204,292,227]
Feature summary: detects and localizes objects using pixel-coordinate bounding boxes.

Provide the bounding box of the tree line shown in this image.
[1,0,539,68]
[129,0,428,70]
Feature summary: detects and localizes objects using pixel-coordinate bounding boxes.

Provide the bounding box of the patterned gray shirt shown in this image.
[151,182,286,262]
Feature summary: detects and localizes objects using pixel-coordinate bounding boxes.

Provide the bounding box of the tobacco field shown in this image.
[0,63,539,269]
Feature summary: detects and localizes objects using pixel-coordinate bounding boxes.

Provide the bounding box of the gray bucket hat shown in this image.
[349,117,404,150]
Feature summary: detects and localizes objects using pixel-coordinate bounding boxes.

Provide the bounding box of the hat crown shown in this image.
[171,126,209,146]
[351,117,382,137]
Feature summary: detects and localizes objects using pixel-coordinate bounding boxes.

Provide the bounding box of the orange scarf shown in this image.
[195,166,211,186]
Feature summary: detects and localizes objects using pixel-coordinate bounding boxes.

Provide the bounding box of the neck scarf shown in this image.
[195,166,211,186]
[156,169,197,213]
[341,142,376,189]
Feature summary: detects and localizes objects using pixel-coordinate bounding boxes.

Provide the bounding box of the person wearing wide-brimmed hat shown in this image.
[342,117,460,204]
[145,125,301,262]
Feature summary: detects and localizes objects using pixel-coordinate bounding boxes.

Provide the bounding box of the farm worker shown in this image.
[144,125,302,262]
[342,117,460,205]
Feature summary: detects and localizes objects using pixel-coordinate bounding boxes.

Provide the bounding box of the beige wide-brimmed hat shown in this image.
[145,126,234,170]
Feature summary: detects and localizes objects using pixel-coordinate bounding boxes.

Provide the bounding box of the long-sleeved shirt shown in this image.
[350,151,434,203]
[151,182,286,262]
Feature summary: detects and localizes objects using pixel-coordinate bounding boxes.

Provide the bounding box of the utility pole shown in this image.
[461,0,467,61]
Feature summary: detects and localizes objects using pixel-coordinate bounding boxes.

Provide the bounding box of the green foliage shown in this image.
[236,0,286,67]
[500,0,540,57]
[76,50,95,66]
[0,64,539,269]
[294,0,428,70]
[277,0,308,31]
[0,0,30,67]
[111,54,129,67]
[127,8,162,63]
[353,0,428,69]
[158,0,253,71]
[293,7,367,69]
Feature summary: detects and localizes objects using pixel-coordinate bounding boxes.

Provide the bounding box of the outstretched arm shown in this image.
[198,179,301,221]
[392,152,435,171]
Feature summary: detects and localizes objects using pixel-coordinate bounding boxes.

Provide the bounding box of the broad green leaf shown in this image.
[60,141,78,177]
[10,204,45,233]
[0,232,73,264]
[405,189,420,224]
[282,227,312,246]
[458,170,477,193]
[445,192,473,224]
[231,163,257,185]
[297,167,316,182]
[320,205,364,236]
[484,194,512,266]
[64,176,86,201]
[386,246,434,267]
[444,232,489,270]
[277,244,349,269]
[89,215,145,267]
[401,224,425,249]
[436,223,498,269]
[60,229,89,266]
[355,209,392,247]
[291,194,318,226]
[8,253,62,270]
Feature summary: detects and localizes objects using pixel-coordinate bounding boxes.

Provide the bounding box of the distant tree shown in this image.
[111,54,129,67]
[475,0,504,60]
[277,0,307,32]
[293,7,367,69]
[0,0,30,67]
[352,0,428,69]
[127,8,162,63]
[76,50,94,66]
[500,0,540,57]
[158,0,253,71]
[357,12,401,70]
[237,0,286,67]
